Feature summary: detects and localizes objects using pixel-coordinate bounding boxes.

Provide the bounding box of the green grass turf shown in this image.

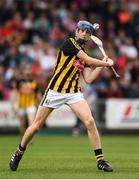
[0,134,139,179]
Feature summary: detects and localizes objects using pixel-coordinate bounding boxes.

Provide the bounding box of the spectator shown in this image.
[0,0,138,100]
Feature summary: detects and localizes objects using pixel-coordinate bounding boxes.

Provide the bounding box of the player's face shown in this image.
[75,29,91,42]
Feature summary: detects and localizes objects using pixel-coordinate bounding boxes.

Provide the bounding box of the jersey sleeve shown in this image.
[61,38,81,56]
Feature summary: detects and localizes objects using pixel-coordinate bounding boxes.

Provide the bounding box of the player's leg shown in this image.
[69,100,101,149]
[26,107,37,144]
[9,106,53,171]
[69,100,113,172]
[26,107,36,126]
[18,116,26,136]
[21,106,53,147]
[9,89,68,171]
[18,109,26,136]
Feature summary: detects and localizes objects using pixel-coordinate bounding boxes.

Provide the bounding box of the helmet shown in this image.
[76,20,94,34]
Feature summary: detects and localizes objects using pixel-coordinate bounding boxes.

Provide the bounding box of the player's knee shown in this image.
[84,117,94,129]
[31,123,41,133]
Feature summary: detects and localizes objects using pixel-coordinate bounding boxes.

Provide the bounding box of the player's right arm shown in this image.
[62,38,113,67]
[77,50,114,67]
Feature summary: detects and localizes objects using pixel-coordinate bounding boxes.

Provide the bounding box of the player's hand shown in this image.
[102,56,114,67]
[102,56,108,62]
[107,58,114,66]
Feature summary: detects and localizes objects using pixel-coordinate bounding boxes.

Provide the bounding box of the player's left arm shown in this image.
[82,66,104,84]
[82,56,112,83]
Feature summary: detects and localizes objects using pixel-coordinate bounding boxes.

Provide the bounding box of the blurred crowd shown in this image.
[0,0,139,101]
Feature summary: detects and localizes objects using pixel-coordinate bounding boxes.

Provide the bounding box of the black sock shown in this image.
[18,144,26,152]
[94,148,104,163]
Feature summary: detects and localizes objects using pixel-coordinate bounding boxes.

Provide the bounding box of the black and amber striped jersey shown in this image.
[47,38,84,94]
[17,79,39,108]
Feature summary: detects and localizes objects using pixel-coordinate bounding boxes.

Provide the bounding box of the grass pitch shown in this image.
[0,134,139,179]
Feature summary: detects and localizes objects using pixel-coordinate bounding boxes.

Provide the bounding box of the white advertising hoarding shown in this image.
[46,105,77,127]
[0,101,77,128]
[106,99,139,129]
[0,101,19,127]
